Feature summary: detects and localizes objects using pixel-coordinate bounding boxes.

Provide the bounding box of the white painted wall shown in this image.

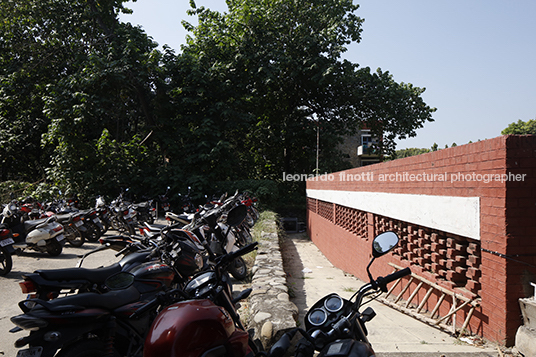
[307,189,480,240]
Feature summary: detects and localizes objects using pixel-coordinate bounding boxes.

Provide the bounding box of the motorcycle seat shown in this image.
[165,212,191,224]
[55,213,73,221]
[35,263,122,283]
[143,222,167,231]
[23,217,54,230]
[28,285,141,312]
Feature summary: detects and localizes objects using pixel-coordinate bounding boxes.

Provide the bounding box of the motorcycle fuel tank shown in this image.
[144,299,250,357]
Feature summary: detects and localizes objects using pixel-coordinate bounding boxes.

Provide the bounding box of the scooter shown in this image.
[1,201,65,257]
[264,231,411,357]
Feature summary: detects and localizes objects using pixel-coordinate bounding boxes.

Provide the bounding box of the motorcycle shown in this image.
[110,193,138,236]
[18,223,206,301]
[140,242,260,357]
[131,199,156,225]
[1,201,65,257]
[0,224,15,275]
[10,241,257,357]
[184,193,252,280]
[240,192,260,228]
[54,212,85,247]
[10,262,176,357]
[157,186,172,217]
[95,195,112,233]
[264,231,411,357]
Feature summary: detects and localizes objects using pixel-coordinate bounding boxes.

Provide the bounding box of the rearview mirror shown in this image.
[372,231,399,258]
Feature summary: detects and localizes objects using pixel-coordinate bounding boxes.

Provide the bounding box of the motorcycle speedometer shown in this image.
[308,309,327,326]
[324,295,344,313]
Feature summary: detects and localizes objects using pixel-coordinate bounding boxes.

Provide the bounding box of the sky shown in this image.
[119,0,536,150]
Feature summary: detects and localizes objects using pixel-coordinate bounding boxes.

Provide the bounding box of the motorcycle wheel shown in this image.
[110,216,123,231]
[245,213,255,228]
[83,223,100,242]
[57,339,120,357]
[229,257,248,280]
[46,239,63,256]
[0,247,13,276]
[236,229,253,247]
[66,226,85,247]
[100,218,110,234]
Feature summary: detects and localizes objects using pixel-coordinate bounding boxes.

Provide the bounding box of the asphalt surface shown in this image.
[0,235,121,356]
[0,229,505,357]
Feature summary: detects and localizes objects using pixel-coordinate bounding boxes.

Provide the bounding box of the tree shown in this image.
[0,0,172,199]
[501,119,536,135]
[180,0,436,180]
[0,0,437,202]
[387,147,431,161]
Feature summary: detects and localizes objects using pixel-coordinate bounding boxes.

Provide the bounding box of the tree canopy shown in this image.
[0,0,436,202]
[501,119,536,135]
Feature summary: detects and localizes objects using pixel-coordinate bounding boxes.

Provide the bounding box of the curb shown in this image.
[247,221,298,348]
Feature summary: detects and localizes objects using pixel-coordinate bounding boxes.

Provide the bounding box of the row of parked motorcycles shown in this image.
[5,188,410,357]
[0,191,163,276]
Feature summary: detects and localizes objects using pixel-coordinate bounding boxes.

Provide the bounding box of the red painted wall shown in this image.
[306,135,536,345]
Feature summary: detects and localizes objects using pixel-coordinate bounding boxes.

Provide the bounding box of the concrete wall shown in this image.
[305,135,536,345]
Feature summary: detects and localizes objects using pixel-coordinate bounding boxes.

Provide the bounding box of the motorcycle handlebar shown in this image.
[382,267,411,285]
[227,242,258,261]
[375,267,411,292]
[216,242,258,267]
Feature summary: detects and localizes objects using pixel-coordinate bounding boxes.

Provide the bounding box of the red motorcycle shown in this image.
[142,242,261,357]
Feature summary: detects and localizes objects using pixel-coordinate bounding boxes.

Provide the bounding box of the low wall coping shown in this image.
[246,221,298,349]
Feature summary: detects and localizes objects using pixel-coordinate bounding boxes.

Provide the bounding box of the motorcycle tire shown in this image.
[83,222,100,242]
[110,216,123,231]
[46,239,63,256]
[100,219,110,234]
[229,256,248,280]
[245,214,255,228]
[66,226,85,247]
[56,339,120,357]
[0,246,13,276]
[236,229,253,247]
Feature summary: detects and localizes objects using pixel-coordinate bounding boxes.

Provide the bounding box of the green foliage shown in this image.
[180,0,435,179]
[213,180,280,209]
[0,180,61,203]
[0,0,436,209]
[387,147,431,161]
[501,119,536,135]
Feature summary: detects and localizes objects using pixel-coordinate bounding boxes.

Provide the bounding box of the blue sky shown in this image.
[120,0,536,150]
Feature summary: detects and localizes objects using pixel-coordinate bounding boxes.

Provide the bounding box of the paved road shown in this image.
[0,235,121,356]
[280,233,502,357]
[0,229,506,356]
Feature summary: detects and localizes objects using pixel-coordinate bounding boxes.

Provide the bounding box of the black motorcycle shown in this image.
[265,231,411,357]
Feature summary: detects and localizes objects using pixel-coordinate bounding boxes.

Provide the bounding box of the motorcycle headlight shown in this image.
[195,253,203,270]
